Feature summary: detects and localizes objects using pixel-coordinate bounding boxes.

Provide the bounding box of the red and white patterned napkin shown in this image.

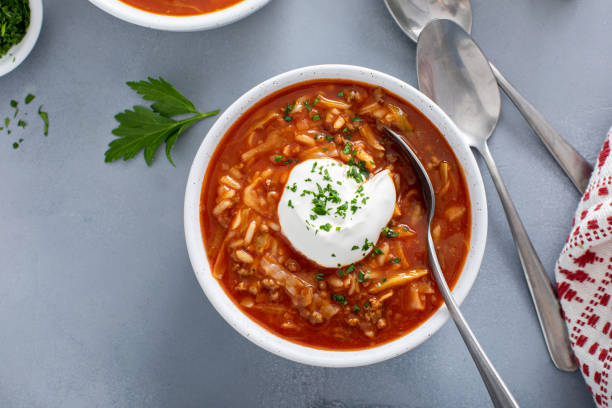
[556,128,612,407]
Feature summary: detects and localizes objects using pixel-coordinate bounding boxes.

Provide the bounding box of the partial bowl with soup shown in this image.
[184,64,487,367]
[88,0,270,31]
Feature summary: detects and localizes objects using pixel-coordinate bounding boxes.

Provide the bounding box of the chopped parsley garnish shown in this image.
[373,246,384,255]
[274,155,284,162]
[304,99,312,111]
[353,305,360,313]
[326,135,333,142]
[25,94,35,104]
[288,200,294,208]
[346,159,369,183]
[331,294,348,305]
[383,226,399,238]
[284,102,295,115]
[352,115,363,122]
[320,223,332,232]
[312,114,321,121]
[337,91,344,97]
[331,253,336,257]
[283,115,292,122]
[345,264,355,274]
[17,119,26,128]
[315,273,324,280]
[342,142,352,155]
[357,271,369,282]
[351,245,359,250]
[390,257,401,264]
[284,158,293,164]
[337,269,344,278]
[364,301,371,309]
[287,182,297,192]
[312,97,320,106]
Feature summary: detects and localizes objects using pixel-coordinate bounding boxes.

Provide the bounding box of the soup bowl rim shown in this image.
[184,64,488,367]
[88,0,271,31]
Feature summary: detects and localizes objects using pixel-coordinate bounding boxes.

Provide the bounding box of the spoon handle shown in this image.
[477,143,577,372]
[489,62,592,193]
[427,234,519,408]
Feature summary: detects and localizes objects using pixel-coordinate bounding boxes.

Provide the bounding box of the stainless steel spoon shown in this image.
[384,0,592,193]
[416,19,576,372]
[386,127,519,408]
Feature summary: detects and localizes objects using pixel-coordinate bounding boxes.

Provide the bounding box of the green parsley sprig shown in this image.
[105,77,219,166]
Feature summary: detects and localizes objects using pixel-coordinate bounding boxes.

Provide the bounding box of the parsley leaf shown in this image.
[126,77,198,117]
[105,77,219,166]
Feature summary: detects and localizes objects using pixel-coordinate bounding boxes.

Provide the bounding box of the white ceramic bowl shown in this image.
[0,0,43,77]
[184,64,488,367]
[88,0,270,31]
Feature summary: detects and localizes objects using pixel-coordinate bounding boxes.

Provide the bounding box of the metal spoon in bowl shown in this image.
[416,19,576,372]
[384,0,592,193]
[385,127,519,408]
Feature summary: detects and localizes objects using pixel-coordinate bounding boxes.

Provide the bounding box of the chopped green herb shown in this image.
[12,142,19,149]
[320,223,332,232]
[315,273,324,280]
[303,99,312,111]
[383,226,399,238]
[283,115,292,122]
[288,200,294,208]
[351,245,359,250]
[287,182,297,192]
[337,269,345,278]
[284,158,293,164]
[25,94,35,104]
[312,97,320,106]
[390,257,401,264]
[337,91,344,97]
[312,114,321,121]
[0,1,30,58]
[331,294,347,305]
[17,119,26,128]
[352,115,363,122]
[373,246,384,255]
[352,305,360,313]
[284,102,296,114]
[342,142,352,155]
[357,271,369,283]
[345,264,355,274]
[331,253,336,257]
[274,155,284,162]
[364,301,371,309]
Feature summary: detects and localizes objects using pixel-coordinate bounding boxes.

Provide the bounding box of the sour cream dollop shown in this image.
[278,158,396,268]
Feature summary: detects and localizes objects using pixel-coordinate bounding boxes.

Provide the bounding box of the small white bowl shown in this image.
[88,0,270,32]
[184,64,488,367]
[0,0,43,77]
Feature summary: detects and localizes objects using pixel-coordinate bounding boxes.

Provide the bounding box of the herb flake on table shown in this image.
[104,77,219,166]
[38,105,48,136]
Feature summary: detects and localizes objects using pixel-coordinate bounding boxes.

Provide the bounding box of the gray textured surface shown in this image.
[0,0,609,406]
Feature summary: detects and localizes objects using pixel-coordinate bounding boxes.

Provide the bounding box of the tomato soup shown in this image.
[200,80,471,349]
